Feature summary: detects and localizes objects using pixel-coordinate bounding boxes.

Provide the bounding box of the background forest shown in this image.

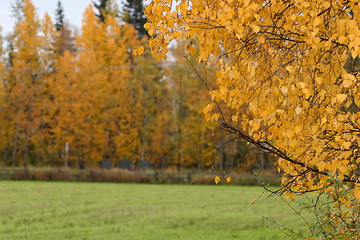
[0,0,274,173]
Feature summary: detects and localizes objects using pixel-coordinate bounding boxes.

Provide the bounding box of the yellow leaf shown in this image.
[252,25,261,33]
[285,130,295,139]
[232,115,238,122]
[336,94,347,103]
[280,86,288,94]
[295,106,302,115]
[315,77,323,84]
[302,88,312,99]
[226,177,232,183]
[137,46,145,55]
[215,176,220,184]
[178,3,188,15]
[251,119,261,131]
[203,103,215,121]
[258,36,265,44]
[322,1,330,8]
[338,36,348,44]
[219,86,227,95]
[203,103,214,115]
[132,46,145,56]
[318,161,326,172]
[144,22,151,30]
[148,28,155,36]
[342,74,355,88]
[298,82,306,88]
[313,18,321,26]
[289,139,297,147]
[188,46,197,56]
[351,50,358,59]
[212,113,220,121]
[286,192,296,200]
[173,31,182,38]
[294,125,302,134]
[354,185,360,201]
[342,141,351,149]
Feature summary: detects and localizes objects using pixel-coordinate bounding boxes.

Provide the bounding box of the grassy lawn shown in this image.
[0,181,315,240]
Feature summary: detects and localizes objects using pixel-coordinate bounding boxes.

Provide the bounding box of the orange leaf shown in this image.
[226,177,232,183]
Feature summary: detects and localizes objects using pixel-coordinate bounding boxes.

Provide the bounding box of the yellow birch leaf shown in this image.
[219,86,227,95]
[173,31,182,38]
[289,139,297,147]
[315,77,323,84]
[252,119,261,131]
[294,125,302,134]
[178,3,188,15]
[232,115,238,122]
[148,28,155,36]
[144,22,151,30]
[286,130,295,139]
[133,46,144,56]
[336,94,347,103]
[351,50,358,59]
[188,46,197,56]
[354,185,360,201]
[295,106,302,115]
[302,88,312,99]
[298,82,306,88]
[286,192,296,200]
[318,161,326,172]
[338,36,348,44]
[258,36,265,44]
[343,79,353,88]
[342,141,351,149]
[252,25,261,33]
[212,113,220,121]
[313,18,321,26]
[137,46,145,55]
[280,86,288,94]
[215,176,220,184]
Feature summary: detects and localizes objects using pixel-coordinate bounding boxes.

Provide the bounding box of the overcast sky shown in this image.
[0,0,94,35]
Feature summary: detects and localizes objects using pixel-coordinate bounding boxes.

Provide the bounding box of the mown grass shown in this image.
[0,181,315,240]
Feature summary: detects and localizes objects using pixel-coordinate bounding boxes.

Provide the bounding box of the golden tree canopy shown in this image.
[146,0,360,197]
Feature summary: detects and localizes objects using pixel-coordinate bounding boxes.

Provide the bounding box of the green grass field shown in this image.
[0,181,315,240]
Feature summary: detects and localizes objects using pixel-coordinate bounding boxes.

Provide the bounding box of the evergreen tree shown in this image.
[93,0,108,22]
[93,0,119,22]
[122,0,148,39]
[54,0,64,31]
[11,0,24,22]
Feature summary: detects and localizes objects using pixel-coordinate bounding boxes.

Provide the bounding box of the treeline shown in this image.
[0,0,274,172]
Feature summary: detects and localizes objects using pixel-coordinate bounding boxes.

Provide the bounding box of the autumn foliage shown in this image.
[146,0,360,238]
[0,0,248,173]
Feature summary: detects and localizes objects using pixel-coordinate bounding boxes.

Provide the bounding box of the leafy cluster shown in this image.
[145,0,360,237]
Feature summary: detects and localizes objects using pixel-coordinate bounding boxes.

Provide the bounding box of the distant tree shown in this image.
[8,0,24,67]
[10,0,42,167]
[11,0,24,22]
[5,35,15,67]
[122,0,147,39]
[93,0,108,22]
[54,21,75,55]
[54,0,64,31]
[54,0,75,55]
[93,0,119,22]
